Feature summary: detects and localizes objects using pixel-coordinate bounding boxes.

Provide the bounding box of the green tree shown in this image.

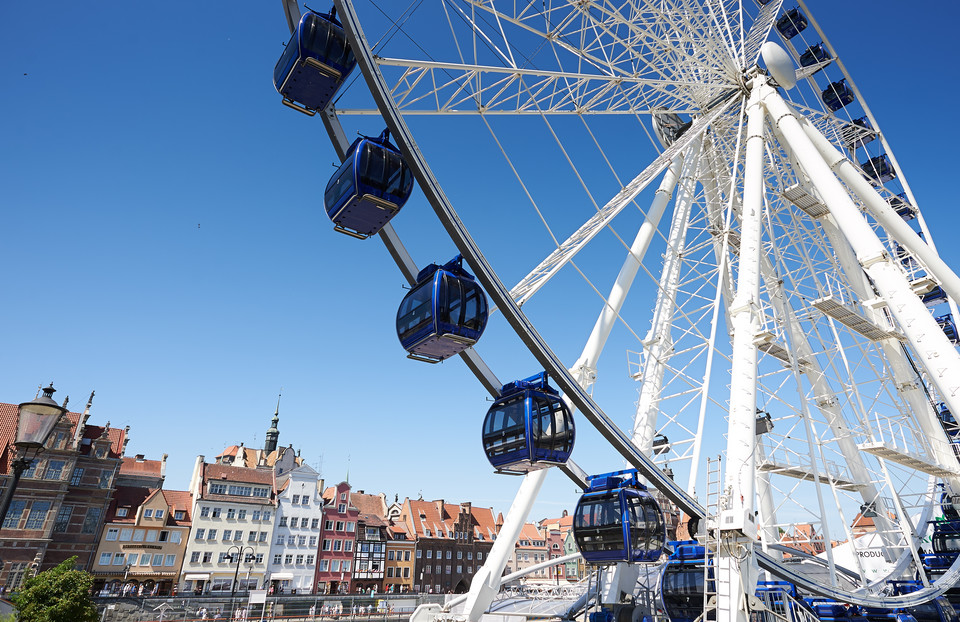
[12,557,97,622]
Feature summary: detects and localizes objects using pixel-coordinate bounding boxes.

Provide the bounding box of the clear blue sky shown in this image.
[1,1,958,522]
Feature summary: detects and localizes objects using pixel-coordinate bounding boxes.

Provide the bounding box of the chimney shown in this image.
[189,456,205,497]
[435,500,445,517]
[562,509,568,518]
[160,454,168,480]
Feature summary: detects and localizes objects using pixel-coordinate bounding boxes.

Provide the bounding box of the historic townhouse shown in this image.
[266,464,324,594]
[314,481,358,594]
[0,389,124,589]
[506,523,550,582]
[539,512,574,582]
[384,520,415,594]
[351,491,389,593]
[401,498,499,594]
[179,459,276,594]
[90,486,191,596]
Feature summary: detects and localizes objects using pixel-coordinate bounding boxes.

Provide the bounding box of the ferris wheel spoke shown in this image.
[507,99,737,307]
[369,58,726,115]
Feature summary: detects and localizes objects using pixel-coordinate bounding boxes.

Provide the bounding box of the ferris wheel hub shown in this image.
[760,42,797,90]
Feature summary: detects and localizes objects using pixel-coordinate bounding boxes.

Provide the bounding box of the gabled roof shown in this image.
[162,490,193,526]
[516,523,544,547]
[351,492,387,518]
[405,499,499,542]
[107,486,155,523]
[200,463,276,504]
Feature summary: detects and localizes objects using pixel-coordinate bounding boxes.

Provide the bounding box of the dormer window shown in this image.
[174,511,185,520]
[424,529,431,537]
[116,508,128,517]
[144,509,154,518]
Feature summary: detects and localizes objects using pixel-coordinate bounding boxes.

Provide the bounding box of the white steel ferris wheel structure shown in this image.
[281,0,960,619]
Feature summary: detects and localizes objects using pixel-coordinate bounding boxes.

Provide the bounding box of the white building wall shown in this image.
[267,465,325,594]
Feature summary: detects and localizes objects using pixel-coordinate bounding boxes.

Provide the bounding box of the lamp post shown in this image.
[0,385,67,526]
[228,545,254,616]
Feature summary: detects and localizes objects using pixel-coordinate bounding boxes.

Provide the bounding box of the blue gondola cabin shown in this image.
[573,469,665,564]
[861,154,895,184]
[324,129,414,238]
[822,79,855,112]
[396,255,488,363]
[776,9,808,39]
[481,372,575,473]
[274,8,356,116]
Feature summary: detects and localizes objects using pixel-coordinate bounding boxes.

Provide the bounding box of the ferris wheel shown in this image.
[275,0,960,620]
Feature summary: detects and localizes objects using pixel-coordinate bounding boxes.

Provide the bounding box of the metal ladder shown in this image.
[702,455,722,622]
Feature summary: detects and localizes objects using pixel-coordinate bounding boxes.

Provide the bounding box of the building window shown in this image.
[202,552,212,563]
[105,527,119,541]
[388,551,394,561]
[344,540,353,552]
[255,553,263,564]
[144,509,153,518]
[467,566,472,574]
[22,461,39,479]
[446,551,452,560]
[195,528,206,540]
[116,508,128,518]
[292,495,300,504]
[227,508,236,519]
[99,553,112,566]
[207,529,217,540]
[320,560,329,572]
[387,568,394,578]
[457,551,462,559]
[175,510,186,520]
[200,506,210,518]
[333,540,342,551]
[467,552,473,560]
[253,488,269,498]
[324,520,333,530]
[457,565,462,574]
[259,531,267,542]
[312,518,319,528]
[416,550,422,559]
[252,511,261,520]
[290,518,298,528]
[262,511,271,521]
[340,493,346,501]
[43,460,66,479]
[218,553,230,564]
[223,531,232,541]
[322,540,331,551]
[298,536,306,546]
[155,509,164,519]
[210,483,227,495]
[424,529,431,537]
[276,534,285,545]
[69,468,84,486]
[332,560,341,572]
[287,535,296,546]
[273,554,282,565]
[425,565,431,575]
[212,508,222,518]
[234,530,242,541]
[342,561,350,572]
[446,565,451,574]
[404,551,411,561]
[426,550,432,559]
[248,531,257,542]
[279,517,287,527]
[338,504,346,513]
[82,507,101,534]
[119,528,133,541]
[309,536,317,546]
[165,555,176,567]
[25,500,52,529]
[53,505,72,533]
[295,555,304,564]
[238,509,246,519]
[335,521,344,531]
[306,555,314,565]
[477,552,483,561]
[191,552,201,563]
[146,530,158,542]
[113,553,126,566]
[171,531,181,544]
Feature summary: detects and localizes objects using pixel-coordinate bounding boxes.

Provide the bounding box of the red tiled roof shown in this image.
[107,486,156,522]
[121,457,163,477]
[161,490,193,526]
[352,492,386,518]
[406,499,499,541]
[516,523,543,546]
[203,463,275,486]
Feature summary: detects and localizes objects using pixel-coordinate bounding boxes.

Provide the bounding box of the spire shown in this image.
[264,391,281,454]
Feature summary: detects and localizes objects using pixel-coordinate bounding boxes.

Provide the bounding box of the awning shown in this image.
[269,573,294,580]
[184,574,210,581]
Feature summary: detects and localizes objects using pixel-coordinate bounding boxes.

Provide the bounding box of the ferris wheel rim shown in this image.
[326,0,959,607]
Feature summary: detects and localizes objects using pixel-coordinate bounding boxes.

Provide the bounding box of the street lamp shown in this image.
[228,545,254,602]
[0,385,67,525]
